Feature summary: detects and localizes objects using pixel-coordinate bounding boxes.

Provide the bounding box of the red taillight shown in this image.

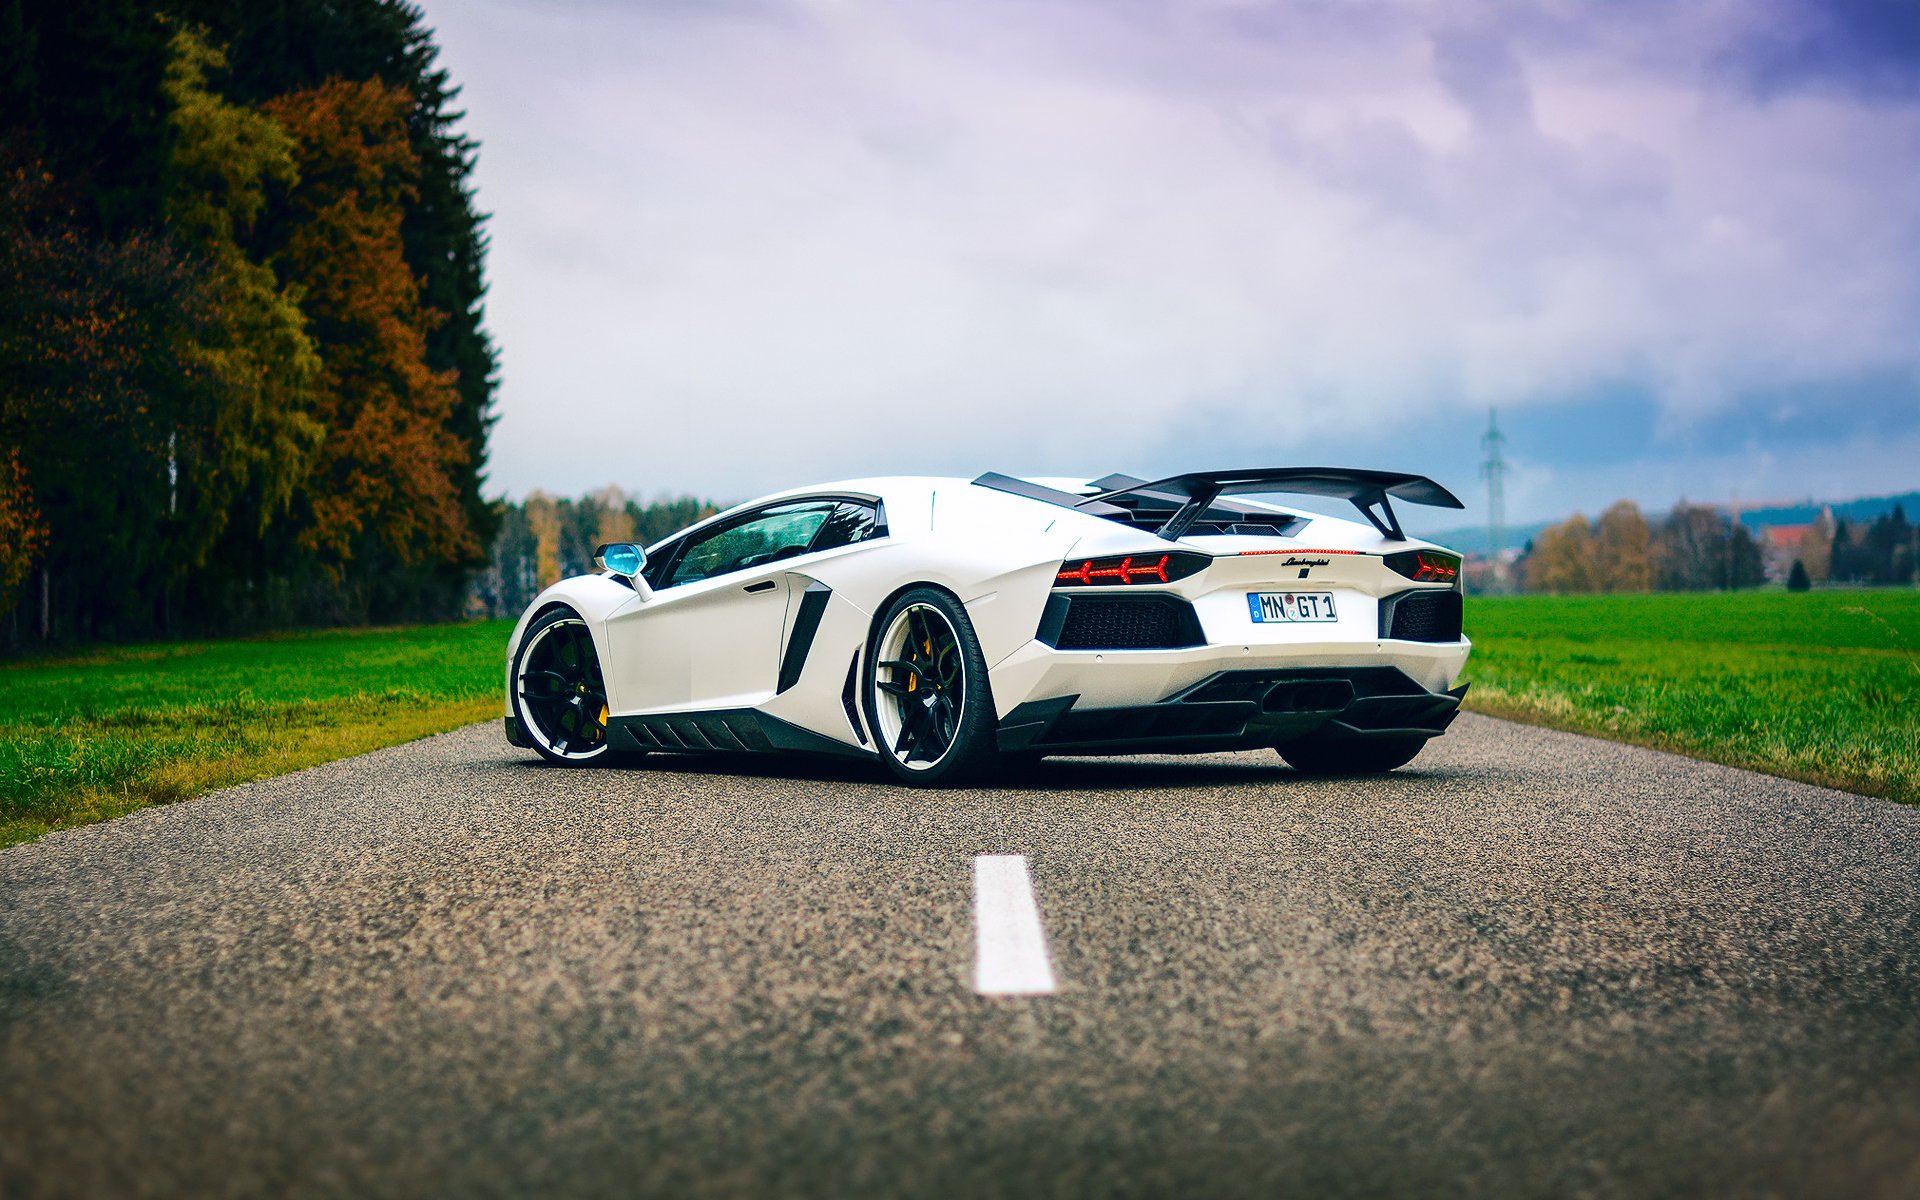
[1054,551,1208,587]
[1385,549,1461,584]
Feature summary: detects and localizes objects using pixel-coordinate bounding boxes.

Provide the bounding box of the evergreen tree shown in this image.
[1830,518,1858,583]
[1787,559,1811,591]
[1867,506,1912,585]
[1729,522,1765,589]
[10,0,173,235]
[0,138,207,638]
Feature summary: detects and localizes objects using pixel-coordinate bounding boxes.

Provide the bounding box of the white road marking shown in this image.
[972,854,1058,995]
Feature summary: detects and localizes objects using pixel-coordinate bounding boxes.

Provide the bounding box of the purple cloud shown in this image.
[417,0,1920,517]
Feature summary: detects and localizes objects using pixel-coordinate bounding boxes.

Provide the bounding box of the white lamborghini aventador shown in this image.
[503,468,1472,784]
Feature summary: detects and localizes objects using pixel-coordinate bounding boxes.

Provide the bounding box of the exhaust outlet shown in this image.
[1260,679,1354,714]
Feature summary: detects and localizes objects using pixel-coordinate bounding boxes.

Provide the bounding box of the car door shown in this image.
[604,500,840,714]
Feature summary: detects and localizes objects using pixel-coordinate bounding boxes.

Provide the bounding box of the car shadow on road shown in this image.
[499,748,1459,794]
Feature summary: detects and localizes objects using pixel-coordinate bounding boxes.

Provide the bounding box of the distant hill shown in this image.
[1415,490,1919,556]
[1411,520,1550,556]
[1732,491,1920,531]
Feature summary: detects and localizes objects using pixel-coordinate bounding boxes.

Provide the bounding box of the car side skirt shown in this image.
[607,708,876,760]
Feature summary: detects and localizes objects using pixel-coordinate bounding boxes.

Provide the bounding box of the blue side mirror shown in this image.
[594,542,647,578]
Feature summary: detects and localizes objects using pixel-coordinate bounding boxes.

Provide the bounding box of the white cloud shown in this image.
[418,0,1920,503]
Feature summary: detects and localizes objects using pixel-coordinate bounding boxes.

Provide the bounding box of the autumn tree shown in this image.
[589,485,638,549]
[1655,503,1764,590]
[1592,500,1652,592]
[5,0,497,642]
[167,0,500,558]
[263,78,478,616]
[523,491,563,590]
[1526,514,1596,594]
[0,449,46,618]
[161,26,323,574]
[1799,508,1835,582]
[1655,504,1724,591]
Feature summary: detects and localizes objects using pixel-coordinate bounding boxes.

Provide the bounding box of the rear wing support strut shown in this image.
[1158,483,1403,540]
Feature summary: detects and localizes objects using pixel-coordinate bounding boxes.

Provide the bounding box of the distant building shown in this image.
[1759,523,1812,582]
[1462,548,1522,594]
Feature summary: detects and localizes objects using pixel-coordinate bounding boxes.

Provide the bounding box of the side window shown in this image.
[640,537,681,590]
[812,500,886,552]
[666,502,836,587]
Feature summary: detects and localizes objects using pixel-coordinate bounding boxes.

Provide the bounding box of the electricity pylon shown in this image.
[1480,409,1508,589]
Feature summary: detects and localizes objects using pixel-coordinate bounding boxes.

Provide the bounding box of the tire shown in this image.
[1277,734,1427,776]
[511,606,618,766]
[864,587,998,786]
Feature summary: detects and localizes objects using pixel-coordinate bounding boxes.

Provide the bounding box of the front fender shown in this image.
[502,574,640,718]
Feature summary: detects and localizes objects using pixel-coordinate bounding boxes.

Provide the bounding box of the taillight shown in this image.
[1385,549,1461,584]
[1054,551,1209,587]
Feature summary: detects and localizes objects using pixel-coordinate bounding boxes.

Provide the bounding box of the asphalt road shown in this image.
[3,715,1918,1199]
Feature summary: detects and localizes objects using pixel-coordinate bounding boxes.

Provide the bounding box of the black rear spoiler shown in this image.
[972,467,1463,541]
[1092,468,1463,540]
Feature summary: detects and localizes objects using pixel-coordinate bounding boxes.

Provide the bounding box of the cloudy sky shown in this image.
[416,0,1919,529]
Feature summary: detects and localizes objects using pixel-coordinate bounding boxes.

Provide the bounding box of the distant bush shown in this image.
[1520,500,1765,593]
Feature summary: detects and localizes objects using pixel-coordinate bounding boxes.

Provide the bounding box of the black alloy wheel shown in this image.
[513,607,617,765]
[866,588,996,785]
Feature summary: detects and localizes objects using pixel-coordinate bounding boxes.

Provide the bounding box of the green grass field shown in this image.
[0,621,512,847]
[1462,591,1920,804]
[2,591,1914,849]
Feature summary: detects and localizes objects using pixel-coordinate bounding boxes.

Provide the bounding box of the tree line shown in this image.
[1794,507,1915,587]
[1515,500,1917,594]
[1,0,495,649]
[471,489,720,620]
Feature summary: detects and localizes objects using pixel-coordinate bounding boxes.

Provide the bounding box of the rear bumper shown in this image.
[996,666,1467,756]
[990,628,1470,715]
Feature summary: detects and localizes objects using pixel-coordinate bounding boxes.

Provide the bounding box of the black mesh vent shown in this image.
[1053,597,1203,650]
[1386,590,1462,643]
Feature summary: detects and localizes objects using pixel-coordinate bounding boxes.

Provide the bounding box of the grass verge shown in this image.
[0,621,513,848]
[6,593,1914,847]
[1462,590,1920,804]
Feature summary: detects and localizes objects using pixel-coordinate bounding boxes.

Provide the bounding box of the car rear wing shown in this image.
[1088,468,1464,540]
[973,468,1464,542]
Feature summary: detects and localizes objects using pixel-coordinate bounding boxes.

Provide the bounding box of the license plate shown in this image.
[1247,592,1338,623]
